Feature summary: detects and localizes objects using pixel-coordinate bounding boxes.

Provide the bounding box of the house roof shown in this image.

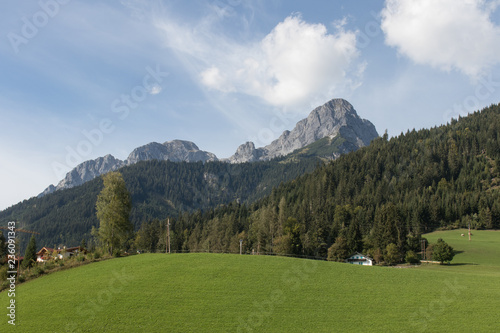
[36,246,86,255]
[346,252,373,260]
[36,247,55,255]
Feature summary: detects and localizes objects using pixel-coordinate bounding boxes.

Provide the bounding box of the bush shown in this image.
[44,261,56,271]
[405,250,420,264]
[18,274,26,283]
[76,255,86,262]
[0,265,8,281]
[30,266,45,278]
[113,249,121,258]
[93,251,101,260]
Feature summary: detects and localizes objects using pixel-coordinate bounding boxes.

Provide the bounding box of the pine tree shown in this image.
[96,171,133,255]
[0,232,7,264]
[22,234,37,268]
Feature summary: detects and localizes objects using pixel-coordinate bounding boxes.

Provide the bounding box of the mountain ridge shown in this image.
[39,98,378,197]
[226,98,378,162]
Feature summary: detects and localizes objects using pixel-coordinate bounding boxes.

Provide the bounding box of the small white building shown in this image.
[345,252,373,266]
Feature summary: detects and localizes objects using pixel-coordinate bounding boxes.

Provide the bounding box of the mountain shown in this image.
[164,103,500,259]
[1,155,322,249]
[39,154,125,196]
[40,98,377,197]
[126,140,218,164]
[41,140,217,196]
[227,98,378,163]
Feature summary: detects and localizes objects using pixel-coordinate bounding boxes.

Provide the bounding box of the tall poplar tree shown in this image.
[96,171,133,255]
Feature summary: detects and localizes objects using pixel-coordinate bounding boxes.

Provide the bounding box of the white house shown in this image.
[345,253,373,266]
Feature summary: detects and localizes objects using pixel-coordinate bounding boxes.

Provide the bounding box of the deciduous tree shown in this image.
[432,238,455,264]
[96,171,133,255]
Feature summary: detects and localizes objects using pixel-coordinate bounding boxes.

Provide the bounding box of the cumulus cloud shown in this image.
[157,14,361,109]
[381,0,500,79]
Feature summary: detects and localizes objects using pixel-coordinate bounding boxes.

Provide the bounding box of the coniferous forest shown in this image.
[1,104,499,262]
[162,104,500,262]
[0,155,321,249]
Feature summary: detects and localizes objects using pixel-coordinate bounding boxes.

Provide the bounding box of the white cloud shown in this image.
[148,84,162,95]
[157,14,362,110]
[381,0,500,79]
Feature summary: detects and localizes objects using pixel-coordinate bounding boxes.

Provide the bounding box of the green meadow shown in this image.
[1,230,499,332]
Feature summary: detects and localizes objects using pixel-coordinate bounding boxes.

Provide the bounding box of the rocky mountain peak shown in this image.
[39,98,378,197]
[126,140,217,165]
[227,98,378,163]
[40,140,218,196]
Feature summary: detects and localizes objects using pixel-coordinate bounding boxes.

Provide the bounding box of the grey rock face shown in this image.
[227,142,266,163]
[228,98,378,163]
[41,154,125,196]
[126,140,217,164]
[40,140,218,196]
[39,99,378,197]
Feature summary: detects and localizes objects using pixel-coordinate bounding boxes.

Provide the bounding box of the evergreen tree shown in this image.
[0,232,7,265]
[22,234,37,268]
[96,171,133,255]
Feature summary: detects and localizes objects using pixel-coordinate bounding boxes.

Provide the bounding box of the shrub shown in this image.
[93,251,101,260]
[44,261,56,271]
[113,249,122,258]
[30,266,45,278]
[0,265,8,281]
[405,250,420,264]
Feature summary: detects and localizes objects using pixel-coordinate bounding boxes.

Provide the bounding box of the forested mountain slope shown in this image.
[0,156,322,248]
[165,104,500,260]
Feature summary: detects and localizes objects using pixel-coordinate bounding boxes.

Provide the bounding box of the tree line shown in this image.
[125,104,499,264]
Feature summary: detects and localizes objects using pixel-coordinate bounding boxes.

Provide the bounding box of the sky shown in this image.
[1,0,500,210]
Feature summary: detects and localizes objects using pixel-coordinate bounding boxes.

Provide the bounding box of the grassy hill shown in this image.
[422,229,500,277]
[1,231,499,332]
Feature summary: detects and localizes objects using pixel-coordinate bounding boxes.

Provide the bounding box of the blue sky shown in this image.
[1,0,500,210]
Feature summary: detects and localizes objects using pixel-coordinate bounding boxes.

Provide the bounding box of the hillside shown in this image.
[0,156,322,248]
[172,104,500,260]
[1,250,498,332]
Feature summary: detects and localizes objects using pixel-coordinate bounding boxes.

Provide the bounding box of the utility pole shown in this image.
[239,239,243,255]
[166,218,171,254]
[421,239,427,261]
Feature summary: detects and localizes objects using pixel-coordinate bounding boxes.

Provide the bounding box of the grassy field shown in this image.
[1,230,499,332]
